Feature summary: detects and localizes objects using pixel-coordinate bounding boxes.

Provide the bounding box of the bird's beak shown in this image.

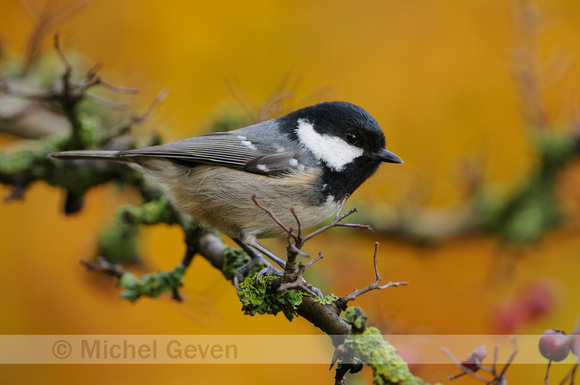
[376,148,403,164]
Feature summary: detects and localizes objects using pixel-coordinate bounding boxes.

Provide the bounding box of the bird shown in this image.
[50,101,402,281]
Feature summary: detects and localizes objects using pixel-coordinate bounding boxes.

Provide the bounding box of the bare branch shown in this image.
[0,84,53,99]
[81,256,124,279]
[288,243,309,257]
[290,207,302,237]
[84,93,132,110]
[252,194,295,238]
[338,242,408,306]
[131,88,168,123]
[256,90,295,122]
[251,194,378,294]
[303,195,372,242]
[20,0,89,74]
[559,363,578,385]
[277,262,318,297]
[545,360,552,385]
[54,32,73,72]
[498,338,518,381]
[224,78,255,120]
[77,62,103,87]
[303,252,323,268]
[93,77,140,95]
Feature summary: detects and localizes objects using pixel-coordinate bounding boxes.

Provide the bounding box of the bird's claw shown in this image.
[309,284,324,299]
[255,266,284,285]
[232,254,268,290]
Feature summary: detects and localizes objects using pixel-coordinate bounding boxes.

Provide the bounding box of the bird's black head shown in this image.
[282,101,403,200]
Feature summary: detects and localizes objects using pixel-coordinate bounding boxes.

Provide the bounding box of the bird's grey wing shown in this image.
[119,132,300,177]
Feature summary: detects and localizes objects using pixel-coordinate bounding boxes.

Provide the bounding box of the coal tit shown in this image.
[51,101,402,270]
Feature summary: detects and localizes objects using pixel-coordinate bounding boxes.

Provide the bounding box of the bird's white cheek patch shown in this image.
[296,119,363,171]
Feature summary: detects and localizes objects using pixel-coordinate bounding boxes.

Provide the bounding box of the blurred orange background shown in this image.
[1,0,580,384]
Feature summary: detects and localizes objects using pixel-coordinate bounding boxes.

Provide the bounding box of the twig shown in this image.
[69,61,139,95]
[256,90,295,122]
[251,194,374,291]
[497,338,518,382]
[559,363,578,385]
[303,195,372,242]
[337,242,408,308]
[546,360,553,385]
[20,0,89,74]
[224,79,255,121]
[84,93,132,110]
[303,252,324,267]
[82,62,103,84]
[441,347,491,383]
[252,194,372,246]
[251,194,302,281]
[54,32,73,72]
[53,32,83,146]
[251,194,294,236]
[290,207,303,238]
[103,89,167,142]
[92,77,140,94]
[443,337,517,384]
[81,256,124,278]
[131,88,168,123]
[490,344,500,374]
[195,232,350,335]
[277,262,318,297]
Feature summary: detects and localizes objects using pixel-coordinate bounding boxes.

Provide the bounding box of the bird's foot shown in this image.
[233,254,268,289]
[255,265,284,283]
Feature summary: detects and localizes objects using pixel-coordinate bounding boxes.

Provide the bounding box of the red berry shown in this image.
[571,326,580,358]
[539,329,571,362]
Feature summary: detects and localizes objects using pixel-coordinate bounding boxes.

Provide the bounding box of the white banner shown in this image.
[0,335,576,365]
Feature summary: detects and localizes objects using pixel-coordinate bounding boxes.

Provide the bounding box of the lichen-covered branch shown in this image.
[0,34,159,211]
[354,0,580,246]
[334,307,432,385]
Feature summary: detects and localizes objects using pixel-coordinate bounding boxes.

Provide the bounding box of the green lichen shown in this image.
[98,221,139,264]
[314,293,339,305]
[221,247,251,281]
[77,112,106,148]
[343,307,434,385]
[238,274,303,321]
[344,307,367,331]
[537,133,577,175]
[0,134,67,174]
[119,263,186,302]
[0,126,144,198]
[117,196,177,226]
[476,133,577,244]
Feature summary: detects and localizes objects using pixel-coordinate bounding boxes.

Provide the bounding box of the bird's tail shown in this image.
[49,150,129,162]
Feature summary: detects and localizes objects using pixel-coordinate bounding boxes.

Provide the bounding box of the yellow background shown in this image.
[1,0,580,383]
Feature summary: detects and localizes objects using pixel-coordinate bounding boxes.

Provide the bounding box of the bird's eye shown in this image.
[346,133,358,144]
